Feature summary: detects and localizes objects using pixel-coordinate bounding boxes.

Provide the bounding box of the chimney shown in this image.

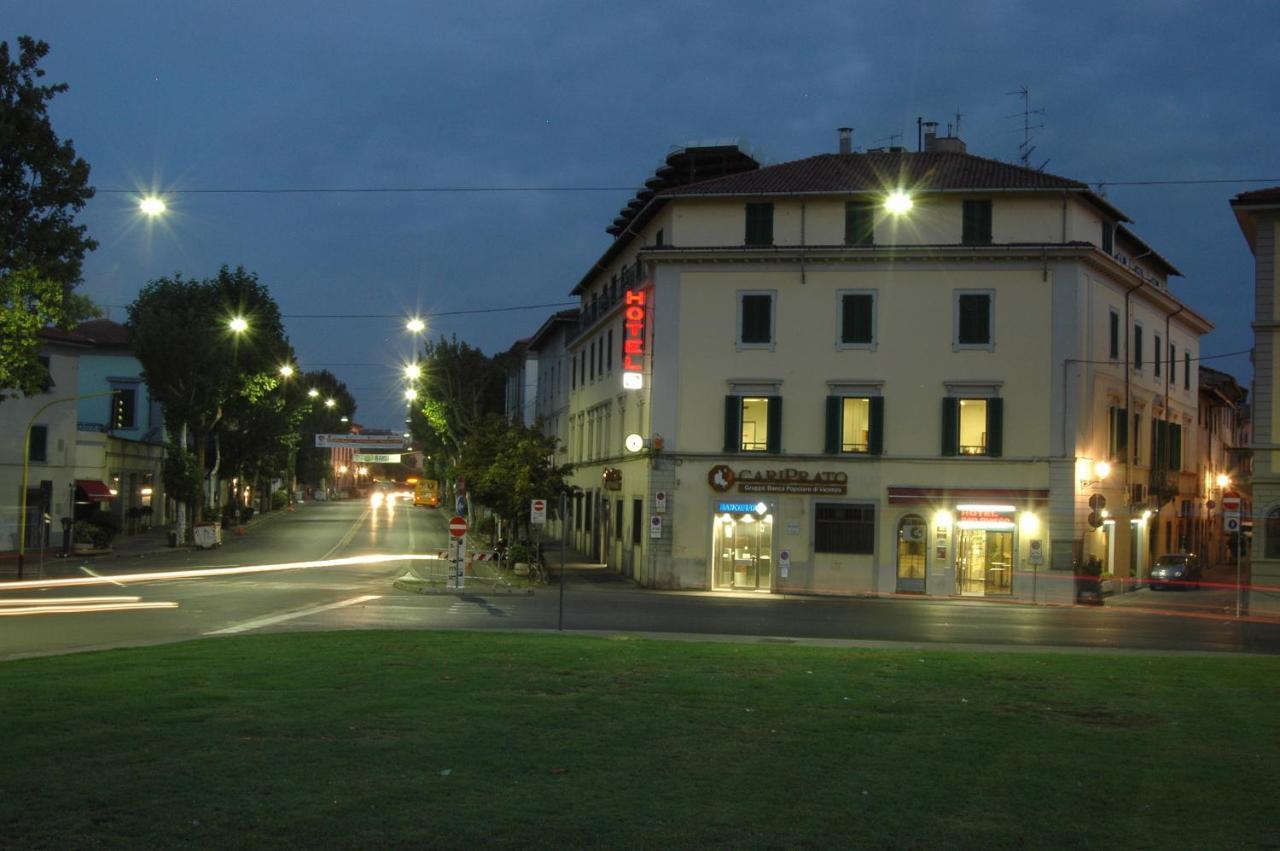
[837,127,853,154]
[922,121,939,151]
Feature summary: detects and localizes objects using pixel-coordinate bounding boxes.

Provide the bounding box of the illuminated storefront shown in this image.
[711,500,776,590]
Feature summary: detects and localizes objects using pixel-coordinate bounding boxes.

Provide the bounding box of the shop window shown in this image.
[962,200,992,245]
[724,395,781,454]
[839,291,875,347]
[745,202,774,246]
[955,292,993,348]
[825,396,884,455]
[1266,508,1280,559]
[844,201,874,246]
[941,397,1003,457]
[738,292,775,347]
[814,503,875,554]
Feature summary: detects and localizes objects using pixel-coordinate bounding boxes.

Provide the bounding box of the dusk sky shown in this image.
[8,1,1278,429]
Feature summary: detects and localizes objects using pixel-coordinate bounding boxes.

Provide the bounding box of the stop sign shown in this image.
[448,515,468,537]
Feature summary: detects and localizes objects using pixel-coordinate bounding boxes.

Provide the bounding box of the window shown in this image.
[589,343,596,381]
[839,292,875,347]
[1109,311,1120,360]
[962,200,992,245]
[655,228,664,246]
[607,329,613,373]
[615,499,623,540]
[955,292,993,347]
[585,495,592,531]
[941,397,1003,457]
[738,292,774,346]
[575,492,584,530]
[814,503,875,554]
[1108,406,1128,460]
[37,355,54,393]
[110,386,137,430]
[1133,413,1142,465]
[724,395,782,453]
[1134,325,1144,369]
[632,499,642,545]
[28,424,48,463]
[1266,508,1280,559]
[825,396,884,455]
[745,202,774,246]
[1170,344,1177,384]
[1184,352,1191,390]
[1153,335,1161,377]
[844,201,874,246]
[1102,222,1115,254]
[1151,420,1183,471]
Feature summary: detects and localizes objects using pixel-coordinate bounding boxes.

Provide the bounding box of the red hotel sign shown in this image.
[622,288,648,389]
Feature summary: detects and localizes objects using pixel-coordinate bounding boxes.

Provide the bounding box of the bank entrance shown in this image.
[711,500,774,590]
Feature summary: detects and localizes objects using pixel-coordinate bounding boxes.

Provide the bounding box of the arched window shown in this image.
[1265,508,1280,559]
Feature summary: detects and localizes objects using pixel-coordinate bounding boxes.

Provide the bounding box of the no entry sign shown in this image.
[530,499,547,525]
[449,516,468,538]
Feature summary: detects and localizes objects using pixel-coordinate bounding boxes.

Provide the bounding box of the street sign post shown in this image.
[447,514,468,591]
[449,516,468,537]
[530,499,547,526]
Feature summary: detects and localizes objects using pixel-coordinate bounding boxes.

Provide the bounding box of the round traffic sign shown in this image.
[533,499,545,511]
[449,515,468,537]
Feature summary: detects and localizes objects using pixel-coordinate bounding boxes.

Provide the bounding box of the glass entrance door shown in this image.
[955,529,1014,596]
[712,509,774,590]
[896,514,926,593]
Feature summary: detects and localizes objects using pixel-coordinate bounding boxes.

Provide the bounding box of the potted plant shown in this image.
[72,521,97,552]
[508,542,534,576]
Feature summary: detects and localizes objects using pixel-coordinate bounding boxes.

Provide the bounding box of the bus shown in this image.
[413,479,441,508]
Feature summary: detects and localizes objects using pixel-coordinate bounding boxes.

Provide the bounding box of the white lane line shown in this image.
[80,565,126,587]
[320,507,372,561]
[204,594,382,635]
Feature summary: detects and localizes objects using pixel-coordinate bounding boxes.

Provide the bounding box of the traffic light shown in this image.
[1087,493,1107,529]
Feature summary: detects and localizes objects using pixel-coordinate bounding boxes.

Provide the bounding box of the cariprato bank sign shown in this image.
[707,464,848,495]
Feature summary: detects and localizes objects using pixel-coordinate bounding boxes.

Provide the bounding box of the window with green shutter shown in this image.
[745,203,774,246]
[942,398,959,456]
[828,396,885,455]
[956,292,993,347]
[840,292,875,346]
[962,200,993,244]
[844,201,874,246]
[28,424,48,463]
[739,293,774,345]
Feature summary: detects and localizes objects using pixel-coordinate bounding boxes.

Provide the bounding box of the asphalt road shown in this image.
[2,499,1278,659]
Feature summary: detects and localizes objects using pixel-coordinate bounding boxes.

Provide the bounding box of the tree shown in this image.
[0,36,96,287]
[0,36,98,401]
[127,266,290,533]
[414,336,505,462]
[454,413,570,540]
[294,369,356,489]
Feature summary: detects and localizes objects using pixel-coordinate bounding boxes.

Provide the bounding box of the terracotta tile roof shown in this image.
[74,319,132,346]
[1231,186,1280,205]
[660,151,1093,197]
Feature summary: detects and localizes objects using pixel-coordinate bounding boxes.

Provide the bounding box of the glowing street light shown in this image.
[884,190,913,215]
[1093,460,1112,480]
[404,388,418,401]
[139,196,166,216]
[340,416,349,423]
[404,363,422,380]
[1216,473,1232,489]
[406,317,426,334]
[279,364,295,378]
[324,398,337,409]
[307,388,320,398]
[228,316,249,334]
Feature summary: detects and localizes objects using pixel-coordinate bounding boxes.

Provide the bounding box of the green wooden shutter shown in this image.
[723,396,740,453]
[986,398,1004,457]
[941,397,958,456]
[824,396,840,454]
[1153,420,1165,469]
[766,395,783,454]
[1117,407,1128,457]
[869,396,885,455]
[1169,423,1182,471]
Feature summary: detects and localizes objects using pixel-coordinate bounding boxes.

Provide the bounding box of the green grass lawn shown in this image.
[1,632,1276,849]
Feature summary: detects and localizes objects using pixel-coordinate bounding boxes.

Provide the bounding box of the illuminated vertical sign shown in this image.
[622,288,648,389]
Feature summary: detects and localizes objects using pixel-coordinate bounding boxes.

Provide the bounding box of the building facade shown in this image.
[1232,187,1280,615]
[560,132,1212,605]
[1194,366,1250,569]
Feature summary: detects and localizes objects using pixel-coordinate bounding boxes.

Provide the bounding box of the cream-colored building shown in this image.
[562,132,1211,605]
[1232,187,1280,615]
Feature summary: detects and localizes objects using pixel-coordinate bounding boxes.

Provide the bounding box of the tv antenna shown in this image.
[1005,86,1047,169]
[873,131,904,149]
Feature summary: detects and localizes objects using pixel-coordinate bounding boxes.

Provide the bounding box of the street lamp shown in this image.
[1216,473,1231,489]
[228,316,249,334]
[307,388,320,399]
[139,196,166,216]
[404,363,422,381]
[404,388,418,401]
[279,364,295,378]
[324,398,337,409]
[884,190,913,215]
[406,317,426,334]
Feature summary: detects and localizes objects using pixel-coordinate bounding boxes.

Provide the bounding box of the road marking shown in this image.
[205,594,382,635]
[79,565,125,587]
[320,506,372,561]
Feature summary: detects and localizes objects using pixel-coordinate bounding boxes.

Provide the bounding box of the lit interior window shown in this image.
[740,397,769,451]
[842,397,870,453]
[958,399,988,455]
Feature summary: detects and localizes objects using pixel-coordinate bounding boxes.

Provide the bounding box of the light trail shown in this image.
[0,602,179,617]
[0,553,444,592]
[0,596,142,606]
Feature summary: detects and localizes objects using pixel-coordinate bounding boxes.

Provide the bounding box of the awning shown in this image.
[76,479,115,502]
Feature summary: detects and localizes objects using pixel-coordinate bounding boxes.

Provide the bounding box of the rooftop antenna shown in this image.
[1005,85,1045,168]
[873,131,904,148]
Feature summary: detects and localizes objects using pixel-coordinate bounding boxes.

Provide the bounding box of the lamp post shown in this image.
[17,390,114,578]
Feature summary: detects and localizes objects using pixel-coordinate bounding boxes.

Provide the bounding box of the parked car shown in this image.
[1149,553,1202,590]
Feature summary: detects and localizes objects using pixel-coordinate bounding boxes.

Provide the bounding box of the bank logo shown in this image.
[708,464,735,492]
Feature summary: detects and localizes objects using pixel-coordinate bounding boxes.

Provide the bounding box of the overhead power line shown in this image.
[281,301,577,319]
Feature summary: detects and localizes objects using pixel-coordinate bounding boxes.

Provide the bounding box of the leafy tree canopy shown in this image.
[0,36,96,288]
